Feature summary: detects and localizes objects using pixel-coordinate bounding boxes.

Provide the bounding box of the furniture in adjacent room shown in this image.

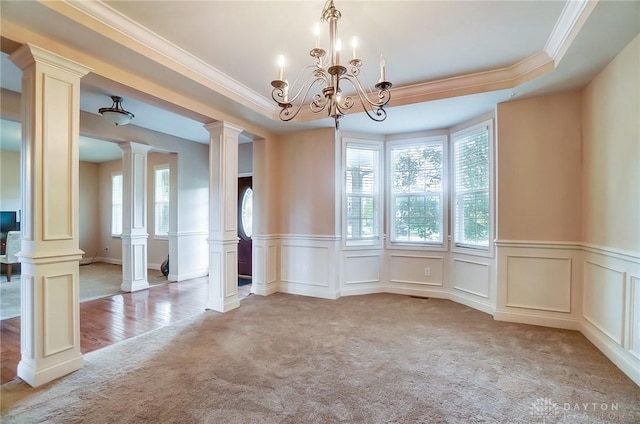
[0,231,21,282]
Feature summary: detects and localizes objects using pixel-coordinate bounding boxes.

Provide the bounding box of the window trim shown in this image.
[450,119,495,258]
[153,165,170,240]
[385,135,449,251]
[111,172,123,237]
[342,138,384,250]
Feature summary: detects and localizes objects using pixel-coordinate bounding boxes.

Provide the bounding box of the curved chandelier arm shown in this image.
[273,76,328,122]
[336,75,391,122]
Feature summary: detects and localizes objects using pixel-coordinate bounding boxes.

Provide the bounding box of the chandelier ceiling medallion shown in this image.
[270,0,392,129]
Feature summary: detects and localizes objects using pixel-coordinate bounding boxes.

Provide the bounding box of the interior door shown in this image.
[237,177,252,277]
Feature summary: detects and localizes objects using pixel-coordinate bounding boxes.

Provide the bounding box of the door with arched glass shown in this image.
[238,176,252,277]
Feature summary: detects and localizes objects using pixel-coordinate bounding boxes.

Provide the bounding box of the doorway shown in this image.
[238,176,253,278]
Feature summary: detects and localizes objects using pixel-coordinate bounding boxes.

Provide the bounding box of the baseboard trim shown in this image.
[450,292,495,315]
[340,286,385,297]
[251,282,279,296]
[280,283,340,300]
[581,319,640,386]
[493,310,581,330]
[384,286,450,300]
[168,270,208,282]
[97,257,122,265]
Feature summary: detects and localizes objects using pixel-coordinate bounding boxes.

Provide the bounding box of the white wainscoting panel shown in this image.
[630,276,640,360]
[583,260,625,345]
[388,254,443,286]
[581,247,640,386]
[43,273,75,357]
[282,245,329,287]
[344,253,381,285]
[280,236,340,299]
[341,251,384,296]
[452,258,490,299]
[252,238,277,289]
[506,256,572,313]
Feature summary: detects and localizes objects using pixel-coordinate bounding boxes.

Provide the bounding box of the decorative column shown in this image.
[119,142,152,292]
[205,121,243,312]
[10,44,91,387]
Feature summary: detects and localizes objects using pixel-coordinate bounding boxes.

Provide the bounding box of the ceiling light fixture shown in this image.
[99,95,134,126]
[270,0,392,129]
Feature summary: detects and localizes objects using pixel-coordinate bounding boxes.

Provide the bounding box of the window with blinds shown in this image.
[154,166,170,237]
[452,124,491,249]
[111,173,123,236]
[389,139,444,244]
[345,142,381,246]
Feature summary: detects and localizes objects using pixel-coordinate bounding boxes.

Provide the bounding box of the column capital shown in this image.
[118,141,153,153]
[204,121,244,137]
[10,43,91,77]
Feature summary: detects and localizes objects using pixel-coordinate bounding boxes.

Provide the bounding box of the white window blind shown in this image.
[453,126,490,249]
[345,144,380,245]
[111,173,123,236]
[390,141,444,244]
[154,166,170,237]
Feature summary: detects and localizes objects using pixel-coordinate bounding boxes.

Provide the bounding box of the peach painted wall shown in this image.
[0,149,21,211]
[269,128,336,236]
[581,34,640,253]
[496,91,582,242]
[98,158,124,261]
[78,161,100,261]
[253,137,279,236]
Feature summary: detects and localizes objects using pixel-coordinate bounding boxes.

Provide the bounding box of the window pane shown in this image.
[345,144,379,245]
[111,173,123,235]
[390,142,443,244]
[346,148,376,195]
[154,167,170,236]
[394,195,441,242]
[456,191,489,247]
[347,195,375,239]
[454,131,489,191]
[453,127,490,249]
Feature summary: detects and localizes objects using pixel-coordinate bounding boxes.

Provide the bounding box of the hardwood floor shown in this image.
[1,277,252,385]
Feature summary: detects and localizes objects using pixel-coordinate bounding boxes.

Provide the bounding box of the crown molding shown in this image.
[293,50,554,122]
[54,0,276,117]
[545,0,598,65]
[46,0,595,126]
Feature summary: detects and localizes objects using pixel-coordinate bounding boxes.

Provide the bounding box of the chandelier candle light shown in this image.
[271,0,392,129]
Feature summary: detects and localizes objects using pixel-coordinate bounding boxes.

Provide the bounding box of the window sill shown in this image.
[451,245,494,258]
[386,242,447,252]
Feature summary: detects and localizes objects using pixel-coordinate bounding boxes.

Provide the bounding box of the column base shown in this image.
[121,280,150,292]
[206,296,240,313]
[17,353,84,388]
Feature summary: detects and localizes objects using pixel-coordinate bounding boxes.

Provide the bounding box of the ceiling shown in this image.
[0,1,638,162]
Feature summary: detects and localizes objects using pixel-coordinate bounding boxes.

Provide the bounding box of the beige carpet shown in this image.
[1,293,639,423]
[0,263,167,320]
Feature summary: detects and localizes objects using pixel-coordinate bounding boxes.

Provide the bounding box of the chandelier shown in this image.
[270,0,392,129]
[98,95,134,126]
